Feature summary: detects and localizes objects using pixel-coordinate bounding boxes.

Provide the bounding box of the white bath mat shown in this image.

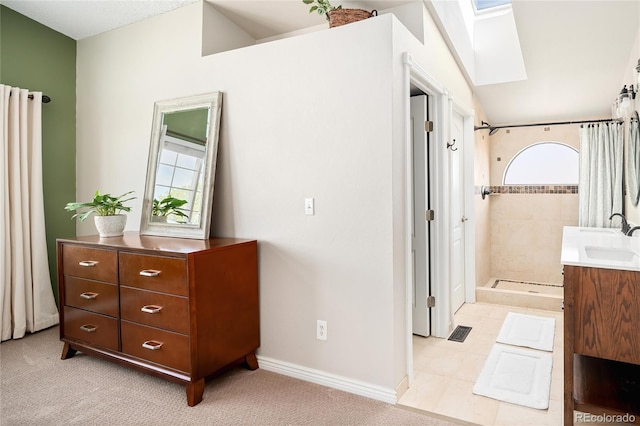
[472,344,552,410]
[496,312,555,352]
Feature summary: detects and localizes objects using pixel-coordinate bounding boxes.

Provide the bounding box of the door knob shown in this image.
[461,216,468,223]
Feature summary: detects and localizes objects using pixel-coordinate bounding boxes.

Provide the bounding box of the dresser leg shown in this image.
[186,379,205,407]
[244,351,259,370]
[60,342,77,360]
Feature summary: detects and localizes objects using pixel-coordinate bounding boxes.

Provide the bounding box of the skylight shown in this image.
[474,0,511,11]
[432,0,525,85]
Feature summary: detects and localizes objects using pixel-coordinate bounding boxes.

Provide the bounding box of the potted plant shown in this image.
[65,190,136,237]
[152,196,189,223]
[302,0,376,28]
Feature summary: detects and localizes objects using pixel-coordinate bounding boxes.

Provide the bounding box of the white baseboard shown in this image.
[257,355,398,404]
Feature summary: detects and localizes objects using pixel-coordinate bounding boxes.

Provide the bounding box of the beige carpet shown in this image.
[0,326,462,425]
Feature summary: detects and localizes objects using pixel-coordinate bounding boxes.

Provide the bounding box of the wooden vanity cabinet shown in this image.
[564,265,640,425]
[57,233,259,407]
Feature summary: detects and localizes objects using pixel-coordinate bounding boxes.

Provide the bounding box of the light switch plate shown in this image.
[305,198,314,215]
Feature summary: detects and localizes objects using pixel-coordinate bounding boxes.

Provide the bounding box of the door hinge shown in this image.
[425,121,433,132]
[427,296,435,308]
[425,210,435,221]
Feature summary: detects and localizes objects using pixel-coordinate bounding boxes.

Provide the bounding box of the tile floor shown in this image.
[398,302,564,425]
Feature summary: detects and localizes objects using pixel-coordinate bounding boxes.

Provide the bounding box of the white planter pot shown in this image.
[94,214,127,237]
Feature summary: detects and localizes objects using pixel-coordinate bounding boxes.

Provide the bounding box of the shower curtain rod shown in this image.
[8,92,51,103]
[474,117,621,132]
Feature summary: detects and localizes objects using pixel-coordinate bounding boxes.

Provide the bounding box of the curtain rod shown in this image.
[8,92,52,103]
[28,94,51,104]
[474,117,621,132]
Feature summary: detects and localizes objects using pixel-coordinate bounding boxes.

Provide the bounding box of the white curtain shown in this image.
[578,122,624,228]
[628,114,640,207]
[0,84,59,341]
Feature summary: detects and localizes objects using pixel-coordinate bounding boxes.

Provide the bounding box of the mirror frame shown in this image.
[140,92,222,239]
[629,111,640,207]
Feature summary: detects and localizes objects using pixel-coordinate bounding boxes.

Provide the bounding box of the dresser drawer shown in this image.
[120,286,189,334]
[62,245,118,283]
[119,253,187,296]
[64,277,118,317]
[63,306,118,351]
[121,321,190,373]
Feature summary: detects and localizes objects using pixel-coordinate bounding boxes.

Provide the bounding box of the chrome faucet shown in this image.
[609,213,631,235]
[627,226,640,236]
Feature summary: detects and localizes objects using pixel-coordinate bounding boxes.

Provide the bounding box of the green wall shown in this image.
[1,5,76,301]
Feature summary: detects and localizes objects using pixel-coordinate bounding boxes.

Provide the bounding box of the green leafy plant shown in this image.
[65,190,136,222]
[302,0,341,18]
[152,196,189,220]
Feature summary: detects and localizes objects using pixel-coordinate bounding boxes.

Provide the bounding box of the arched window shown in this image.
[503,142,578,185]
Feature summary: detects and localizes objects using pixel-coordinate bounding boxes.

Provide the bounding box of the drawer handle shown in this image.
[142,340,163,351]
[79,260,98,267]
[80,292,98,300]
[140,305,163,314]
[80,324,97,333]
[139,269,161,277]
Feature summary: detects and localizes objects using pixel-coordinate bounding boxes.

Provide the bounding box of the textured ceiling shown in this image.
[0,0,199,40]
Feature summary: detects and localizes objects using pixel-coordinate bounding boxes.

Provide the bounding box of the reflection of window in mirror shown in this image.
[155,131,205,224]
[157,107,210,225]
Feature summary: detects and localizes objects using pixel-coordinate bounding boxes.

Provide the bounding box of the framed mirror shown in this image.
[140,92,222,239]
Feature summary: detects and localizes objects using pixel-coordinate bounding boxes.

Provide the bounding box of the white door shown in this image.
[450,111,466,313]
[411,95,430,337]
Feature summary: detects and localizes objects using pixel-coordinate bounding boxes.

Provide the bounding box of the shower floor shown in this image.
[476,278,563,311]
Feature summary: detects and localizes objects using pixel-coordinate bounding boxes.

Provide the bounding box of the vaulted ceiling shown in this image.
[2,0,639,125]
[475,0,639,124]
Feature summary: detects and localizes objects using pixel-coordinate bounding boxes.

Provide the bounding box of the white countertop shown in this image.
[561,226,640,271]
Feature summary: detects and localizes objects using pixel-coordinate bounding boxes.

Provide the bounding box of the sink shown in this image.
[584,246,640,263]
[562,226,640,271]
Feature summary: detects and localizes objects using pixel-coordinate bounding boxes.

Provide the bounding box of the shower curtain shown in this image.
[628,114,640,207]
[578,121,624,228]
[0,84,59,341]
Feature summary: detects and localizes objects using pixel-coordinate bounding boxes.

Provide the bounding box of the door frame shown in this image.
[403,53,475,385]
[403,53,449,386]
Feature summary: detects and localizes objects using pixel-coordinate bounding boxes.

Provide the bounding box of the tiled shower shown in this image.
[474,120,579,312]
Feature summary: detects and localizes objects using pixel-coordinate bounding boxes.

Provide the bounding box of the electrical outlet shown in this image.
[316,320,327,341]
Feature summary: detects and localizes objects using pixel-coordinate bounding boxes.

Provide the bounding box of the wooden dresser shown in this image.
[57,232,259,406]
[564,265,640,425]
